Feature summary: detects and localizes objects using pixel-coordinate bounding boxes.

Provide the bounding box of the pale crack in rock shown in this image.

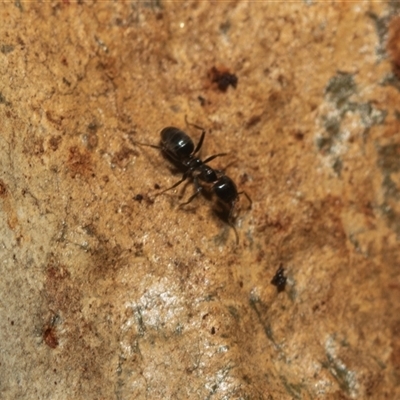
[325,335,359,398]
[120,277,186,355]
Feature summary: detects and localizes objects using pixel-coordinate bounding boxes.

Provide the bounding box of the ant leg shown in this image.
[227,201,240,245]
[238,191,252,208]
[185,115,206,154]
[185,115,205,133]
[159,172,189,194]
[229,221,239,245]
[203,153,227,164]
[179,177,202,206]
[227,199,237,222]
[159,177,187,194]
[193,130,206,154]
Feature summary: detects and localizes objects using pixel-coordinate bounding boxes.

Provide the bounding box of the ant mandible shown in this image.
[130,118,251,244]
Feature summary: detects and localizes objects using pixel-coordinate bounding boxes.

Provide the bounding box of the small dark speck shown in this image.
[209,66,238,92]
[246,115,262,128]
[43,326,59,349]
[333,157,343,176]
[146,197,155,206]
[219,21,231,34]
[0,92,9,105]
[62,77,71,86]
[88,122,98,132]
[198,95,206,106]
[1,44,15,54]
[271,264,287,293]
[10,320,14,326]
[49,135,62,151]
[0,180,8,197]
[154,183,161,190]
[14,0,23,11]
[293,131,304,141]
[134,194,143,202]
[211,327,216,335]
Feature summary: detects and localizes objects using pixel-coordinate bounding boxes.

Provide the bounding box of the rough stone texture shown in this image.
[1,1,399,399]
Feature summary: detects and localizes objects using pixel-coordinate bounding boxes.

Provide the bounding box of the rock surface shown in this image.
[1,1,399,399]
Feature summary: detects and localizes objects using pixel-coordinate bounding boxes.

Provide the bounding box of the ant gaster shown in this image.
[130,119,251,243]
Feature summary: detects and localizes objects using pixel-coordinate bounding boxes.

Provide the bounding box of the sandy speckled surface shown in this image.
[1,1,400,399]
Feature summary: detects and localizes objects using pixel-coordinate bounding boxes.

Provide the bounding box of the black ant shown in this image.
[130,119,251,243]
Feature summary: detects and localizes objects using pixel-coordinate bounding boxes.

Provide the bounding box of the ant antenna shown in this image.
[184,115,205,133]
[129,136,160,150]
[239,191,252,209]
